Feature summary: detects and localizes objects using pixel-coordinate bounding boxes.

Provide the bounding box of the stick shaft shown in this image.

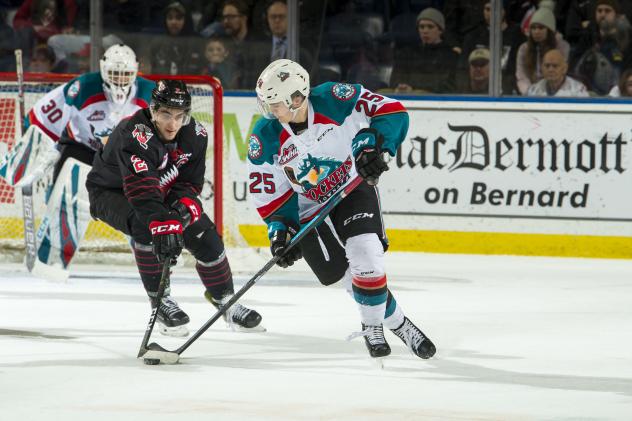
[174,176,364,355]
[137,260,172,358]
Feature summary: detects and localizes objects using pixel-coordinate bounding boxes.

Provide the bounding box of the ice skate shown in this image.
[360,324,391,358]
[153,295,190,337]
[391,317,436,359]
[205,291,265,332]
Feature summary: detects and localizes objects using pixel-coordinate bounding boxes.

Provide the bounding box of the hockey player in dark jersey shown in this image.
[86,79,263,336]
[248,59,435,360]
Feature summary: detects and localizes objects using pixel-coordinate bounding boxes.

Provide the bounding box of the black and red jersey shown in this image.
[87,108,208,227]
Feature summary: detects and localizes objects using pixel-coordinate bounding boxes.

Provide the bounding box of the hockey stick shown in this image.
[146,175,364,364]
[14,49,37,271]
[136,257,178,364]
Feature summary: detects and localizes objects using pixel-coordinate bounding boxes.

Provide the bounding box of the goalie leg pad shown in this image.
[35,158,91,270]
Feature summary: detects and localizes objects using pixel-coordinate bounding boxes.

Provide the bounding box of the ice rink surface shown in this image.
[1,251,631,421]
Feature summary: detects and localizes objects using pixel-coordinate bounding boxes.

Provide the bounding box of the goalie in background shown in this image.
[0,43,154,278]
[86,79,264,337]
[248,59,436,361]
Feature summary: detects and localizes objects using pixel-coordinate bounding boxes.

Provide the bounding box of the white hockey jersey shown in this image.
[27,72,154,150]
[247,82,409,228]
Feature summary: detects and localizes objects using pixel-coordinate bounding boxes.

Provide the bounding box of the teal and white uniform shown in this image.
[247,82,409,328]
[27,72,154,150]
[247,82,408,226]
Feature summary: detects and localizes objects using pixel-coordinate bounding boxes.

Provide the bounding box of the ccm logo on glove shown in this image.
[149,220,183,235]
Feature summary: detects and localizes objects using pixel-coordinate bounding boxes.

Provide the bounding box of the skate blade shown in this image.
[226,322,267,333]
[158,323,189,337]
[369,357,386,370]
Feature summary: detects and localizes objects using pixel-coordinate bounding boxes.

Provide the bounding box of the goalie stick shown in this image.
[143,175,365,365]
[14,49,37,271]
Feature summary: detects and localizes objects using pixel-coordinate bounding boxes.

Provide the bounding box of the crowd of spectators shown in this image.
[1,0,632,97]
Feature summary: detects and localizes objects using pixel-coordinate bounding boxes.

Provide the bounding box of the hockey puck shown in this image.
[143,358,160,365]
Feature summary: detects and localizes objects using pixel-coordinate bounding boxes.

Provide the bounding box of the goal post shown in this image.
[0,72,224,256]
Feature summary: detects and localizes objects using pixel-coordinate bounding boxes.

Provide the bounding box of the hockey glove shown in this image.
[268,216,302,268]
[149,218,184,263]
[351,128,388,185]
[171,197,202,229]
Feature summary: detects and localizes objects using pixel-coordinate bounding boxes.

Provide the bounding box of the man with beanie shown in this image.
[390,7,459,93]
[571,0,632,94]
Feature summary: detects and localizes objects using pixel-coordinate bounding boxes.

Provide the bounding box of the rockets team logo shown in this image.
[248,134,263,160]
[132,124,153,149]
[331,83,356,101]
[285,154,353,203]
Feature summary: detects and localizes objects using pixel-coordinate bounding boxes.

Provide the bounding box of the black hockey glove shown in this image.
[351,128,389,185]
[171,197,202,229]
[149,218,184,263]
[268,216,302,268]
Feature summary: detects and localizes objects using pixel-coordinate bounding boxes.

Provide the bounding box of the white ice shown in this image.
[1,251,632,421]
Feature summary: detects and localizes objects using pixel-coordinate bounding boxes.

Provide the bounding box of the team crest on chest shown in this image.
[285,154,353,203]
[132,124,153,149]
[331,83,356,101]
[248,134,263,160]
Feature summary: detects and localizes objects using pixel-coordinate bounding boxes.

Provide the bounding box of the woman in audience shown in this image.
[515,7,570,95]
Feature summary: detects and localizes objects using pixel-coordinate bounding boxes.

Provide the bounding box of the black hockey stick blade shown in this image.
[136,258,173,360]
[154,176,365,358]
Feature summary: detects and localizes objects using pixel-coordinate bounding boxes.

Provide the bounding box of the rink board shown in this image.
[222,94,632,259]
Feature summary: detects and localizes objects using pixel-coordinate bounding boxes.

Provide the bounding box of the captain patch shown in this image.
[248,134,263,160]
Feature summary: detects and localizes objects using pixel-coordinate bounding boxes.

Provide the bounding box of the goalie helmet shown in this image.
[150,79,192,125]
[256,59,310,119]
[100,44,138,105]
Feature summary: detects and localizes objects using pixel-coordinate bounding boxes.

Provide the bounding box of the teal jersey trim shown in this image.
[370,111,409,156]
[136,77,155,103]
[263,194,299,227]
[62,72,104,108]
[309,82,361,124]
[248,117,284,166]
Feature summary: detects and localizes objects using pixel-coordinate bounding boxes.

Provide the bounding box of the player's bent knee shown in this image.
[345,233,385,277]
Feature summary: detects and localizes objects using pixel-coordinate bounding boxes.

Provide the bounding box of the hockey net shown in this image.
[0,72,224,261]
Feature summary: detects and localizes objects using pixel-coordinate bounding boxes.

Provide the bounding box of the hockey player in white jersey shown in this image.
[0,44,154,275]
[248,59,436,360]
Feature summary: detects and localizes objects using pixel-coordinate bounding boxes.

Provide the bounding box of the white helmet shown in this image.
[256,59,310,119]
[100,44,138,105]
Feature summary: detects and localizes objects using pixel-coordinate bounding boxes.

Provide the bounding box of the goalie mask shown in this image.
[100,44,138,105]
[256,59,310,120]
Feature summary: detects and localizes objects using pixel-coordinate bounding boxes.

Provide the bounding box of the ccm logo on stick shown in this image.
[343,212,374,226]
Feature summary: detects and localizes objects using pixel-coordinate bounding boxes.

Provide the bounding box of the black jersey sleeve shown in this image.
[116,125,173,227]
[165,121,207,206]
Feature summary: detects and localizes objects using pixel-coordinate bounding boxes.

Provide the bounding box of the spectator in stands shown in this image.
[608,67,632,96]
[147,1,203,75]
[457,48,490,94]
[0,10,17,72]
[443,0,485,52]
[13,0,78,59]
[461,0,525,94]
[516,7,570,95]
[390,8,459,93]
[28,44,66,73]
[201,35,240,89]
[527,49,589,96]
[572,0,632,95]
